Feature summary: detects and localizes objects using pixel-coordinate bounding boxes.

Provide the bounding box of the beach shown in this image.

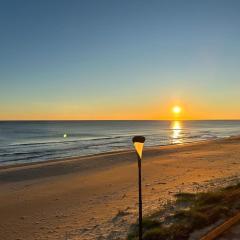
[0,136,240,240]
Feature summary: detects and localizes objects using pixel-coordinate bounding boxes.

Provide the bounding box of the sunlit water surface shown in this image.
[0,120,239,166]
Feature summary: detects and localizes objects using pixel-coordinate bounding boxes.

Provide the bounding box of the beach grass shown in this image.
[128,183,240,240]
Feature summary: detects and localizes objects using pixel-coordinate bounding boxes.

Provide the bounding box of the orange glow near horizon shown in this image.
[0,100,240,120]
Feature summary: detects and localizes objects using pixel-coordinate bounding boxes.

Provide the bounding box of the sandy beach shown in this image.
[0,136,240,240]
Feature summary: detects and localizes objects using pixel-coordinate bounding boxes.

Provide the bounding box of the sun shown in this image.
[172,106,181,114]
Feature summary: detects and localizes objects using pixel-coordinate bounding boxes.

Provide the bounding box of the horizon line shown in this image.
[0,119,240,121]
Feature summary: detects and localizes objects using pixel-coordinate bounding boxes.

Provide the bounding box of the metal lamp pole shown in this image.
[132,136,145,240]
[137,153,143,240]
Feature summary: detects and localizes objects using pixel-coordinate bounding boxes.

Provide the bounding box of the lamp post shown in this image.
[132,136,145,240]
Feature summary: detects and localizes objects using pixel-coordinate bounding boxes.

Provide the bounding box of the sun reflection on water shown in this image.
[171,121,182,144]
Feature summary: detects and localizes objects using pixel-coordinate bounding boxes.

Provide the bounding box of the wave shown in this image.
[0,153,53,164]
[1,120,239,166]
[8,136,126,147]
[0,151,54,158]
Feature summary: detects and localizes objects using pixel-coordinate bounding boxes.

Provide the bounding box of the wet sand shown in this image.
[0,136,240,240]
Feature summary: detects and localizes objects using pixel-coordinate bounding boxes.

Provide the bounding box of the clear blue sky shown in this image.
[0,0,240,120]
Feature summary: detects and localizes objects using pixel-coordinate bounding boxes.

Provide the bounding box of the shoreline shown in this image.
[0,135,240,240]
[1,135,239,172]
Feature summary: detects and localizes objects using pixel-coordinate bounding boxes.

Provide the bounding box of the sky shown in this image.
[0,0,240,120]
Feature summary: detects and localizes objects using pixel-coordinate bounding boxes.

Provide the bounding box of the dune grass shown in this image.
[128,183,240,240]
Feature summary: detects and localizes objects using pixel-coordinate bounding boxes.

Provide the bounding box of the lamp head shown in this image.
[132,136,145,159]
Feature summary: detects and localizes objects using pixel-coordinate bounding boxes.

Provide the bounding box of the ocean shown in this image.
[0,120,239,166]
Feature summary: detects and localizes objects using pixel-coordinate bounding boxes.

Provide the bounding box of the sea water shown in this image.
[0,120,239,166]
